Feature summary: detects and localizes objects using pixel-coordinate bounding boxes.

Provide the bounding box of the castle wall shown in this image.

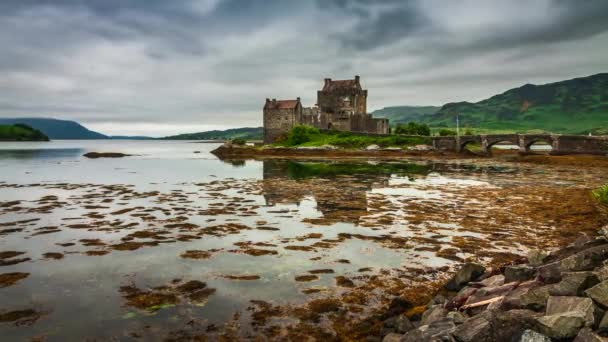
[263,106,301,144]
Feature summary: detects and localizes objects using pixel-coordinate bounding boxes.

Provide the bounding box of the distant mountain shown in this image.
[0,124,49,141]
[425,73,608,134]
[110,136,156,140]
[0,118,109,139]
[371,106,440,126]
[162,127,263,140]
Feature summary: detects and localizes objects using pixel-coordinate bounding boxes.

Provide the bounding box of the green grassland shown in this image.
[286,161,430,179]
[0,124,49,141]
[275,126,431,148]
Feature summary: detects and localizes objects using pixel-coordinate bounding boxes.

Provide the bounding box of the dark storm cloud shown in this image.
[0,0,606,136]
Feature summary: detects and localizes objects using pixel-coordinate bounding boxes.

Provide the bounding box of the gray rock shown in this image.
[536,311,586,339]
[452,315,491,342]
[597,264,608,282]
[561,245,608,273]
[393,315,415,334]
[538,261,563,283]
[421,305,448,326]
[550,272,600,296]
[416,318,456,341]
[491,309,542,341]
[518,285,551,311]
[598,225,608,239]
[446,311,467,325]
[382,333,403,342]
[519,329,551,342]
[599,311,608,334]
[445,263,486,291]
[573,327,608,342]
[546,296,597,327]
[505,265,537,283]
[527,250,549,267]
[476,274,505,288]
[586,280,608,309]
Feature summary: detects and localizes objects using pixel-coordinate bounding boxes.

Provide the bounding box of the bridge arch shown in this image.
[521,135,556,153]
[457,136,482,153]
[483,135,521,154]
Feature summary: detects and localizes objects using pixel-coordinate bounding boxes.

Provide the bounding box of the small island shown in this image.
[0,124,49,142]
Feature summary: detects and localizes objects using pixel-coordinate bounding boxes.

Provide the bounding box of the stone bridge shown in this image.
[431,134,608,155]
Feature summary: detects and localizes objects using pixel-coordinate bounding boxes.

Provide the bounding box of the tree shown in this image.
[394,122,431,136]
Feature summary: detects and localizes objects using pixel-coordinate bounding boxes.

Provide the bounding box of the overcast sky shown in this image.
[1,0,607,136]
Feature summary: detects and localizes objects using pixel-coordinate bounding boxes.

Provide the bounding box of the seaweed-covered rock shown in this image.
[445,263,486,291]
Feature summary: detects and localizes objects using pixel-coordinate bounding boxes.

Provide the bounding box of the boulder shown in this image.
[599,311,608,334]
[452,314,491,342]
[382,333,403,342]
[527,250,549,267]
[545,296,597,327]
[560,244,608,273]
[505,265,537,283]
[536,311,586,339]
[473,274,505,288]
[447,311,467,325]
[384,315,415,334]
[403,318,456,341]
[537,262,563,283]
[573,327,608,342]
[597,264,608,281]
[549,272,600,296]
[491,309,542,341]
[366,144,380,151]
[382,297,414,319]
[445,263,486,291]
[518,285,551,311]
[586,281,608,309]
[420,305,448,326]
[519,329,551,342]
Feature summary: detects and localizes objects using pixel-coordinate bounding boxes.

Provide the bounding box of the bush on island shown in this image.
[231,138,247,146]
[394,122,431,136]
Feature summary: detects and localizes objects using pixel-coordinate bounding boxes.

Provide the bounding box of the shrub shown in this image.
[438,129,457,136]
[464,128,474,136]
[286,125,320,146]
[231,138,246,145]
[592,184,608,205]
[394,122,431,136]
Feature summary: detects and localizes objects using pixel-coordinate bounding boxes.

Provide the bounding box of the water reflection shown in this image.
[0,148,84,160]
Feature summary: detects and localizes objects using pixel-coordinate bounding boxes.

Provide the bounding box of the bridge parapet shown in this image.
[431,134,608,155]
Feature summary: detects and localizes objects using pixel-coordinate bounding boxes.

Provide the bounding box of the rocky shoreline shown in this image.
[210,144,453,160]
[379,227,608,342]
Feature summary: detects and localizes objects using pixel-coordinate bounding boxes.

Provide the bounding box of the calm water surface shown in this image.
[0,140,603,340]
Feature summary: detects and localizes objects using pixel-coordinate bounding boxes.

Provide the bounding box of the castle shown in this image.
[263,76,389,143]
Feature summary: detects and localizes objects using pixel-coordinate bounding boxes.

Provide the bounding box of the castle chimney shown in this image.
[324,78,331,86]
[355,75,360,83]
[296,97,300,102]
[272,98,276,103]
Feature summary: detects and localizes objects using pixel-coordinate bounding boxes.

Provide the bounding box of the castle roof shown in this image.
[322,76,362,91]
[264,99,300,110]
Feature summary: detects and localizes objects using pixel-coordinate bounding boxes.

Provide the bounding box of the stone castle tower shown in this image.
[263,76,388,143]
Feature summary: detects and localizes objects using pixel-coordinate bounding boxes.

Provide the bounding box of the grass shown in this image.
[592,184,608,206]
[0,124,49,141]
[275,126,431,149]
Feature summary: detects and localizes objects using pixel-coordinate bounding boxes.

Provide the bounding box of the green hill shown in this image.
[425,73,608,134]
[0,118,109,139]
[371,106,440,126]
[0,124,50,141]
[162,127,262,140]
